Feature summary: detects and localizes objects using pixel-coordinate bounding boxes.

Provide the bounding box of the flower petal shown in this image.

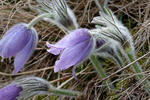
[0,24,22,54]
[0,84,22,100]
[0,23,31,58]
[54,38,93,72]
[47,28,91,55]
[13,28,38,74]
[46,42,64,55]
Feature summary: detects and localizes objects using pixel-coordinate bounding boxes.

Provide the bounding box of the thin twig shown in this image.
[0,66,53,76]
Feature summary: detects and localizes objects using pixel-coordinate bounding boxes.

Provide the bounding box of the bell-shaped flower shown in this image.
[0,84,22,100]
[29,0,78,32]
[46,28,94,75]
[0,23,38,73]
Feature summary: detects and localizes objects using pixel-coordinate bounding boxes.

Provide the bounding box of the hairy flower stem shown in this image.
[112,53,124,68]
[49,86,80,97]
[27,13,53,29]
[124,48,150,94]
[90,55,114,89]
[90,55,107,78]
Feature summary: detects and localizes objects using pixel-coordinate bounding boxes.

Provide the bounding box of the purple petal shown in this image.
[46,42,64,55]
[0,23,31,58]
[47,28,91,55]
[54,38,93,72]
[0,84,22,100]
[13,28,38,74]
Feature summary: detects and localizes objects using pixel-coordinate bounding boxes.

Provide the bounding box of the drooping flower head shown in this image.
[0,77,50,100]
[46,28,95,76]
[0,76,81,99]
[29,0,78,32]
[0,23,38,73]
[0,84,22,100]
[14,76,51,100]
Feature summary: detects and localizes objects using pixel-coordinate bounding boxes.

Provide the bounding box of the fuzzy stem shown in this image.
[49,87,80,97]
[124,48,150,94]
[90,55,107,78]
[112,53,124,68]
[27,13,53,29]
[90,55,115,89]
[127,52,142,78]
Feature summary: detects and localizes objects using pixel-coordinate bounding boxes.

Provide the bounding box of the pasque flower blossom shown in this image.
[0,23,38,73]
[46,28,94,75]
[0,84,22,100]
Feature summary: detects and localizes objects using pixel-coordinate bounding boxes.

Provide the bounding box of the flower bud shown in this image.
[29,0,78,32]
[14,76,51,100]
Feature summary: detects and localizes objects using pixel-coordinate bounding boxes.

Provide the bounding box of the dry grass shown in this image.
[0,0,150,100]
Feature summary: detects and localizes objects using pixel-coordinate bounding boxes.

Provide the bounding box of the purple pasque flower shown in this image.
[0,23,38,73]
[0,84,22,100]
[46,28,94,75]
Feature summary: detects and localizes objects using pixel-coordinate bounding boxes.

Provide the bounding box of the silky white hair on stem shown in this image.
[28,0,78,33]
